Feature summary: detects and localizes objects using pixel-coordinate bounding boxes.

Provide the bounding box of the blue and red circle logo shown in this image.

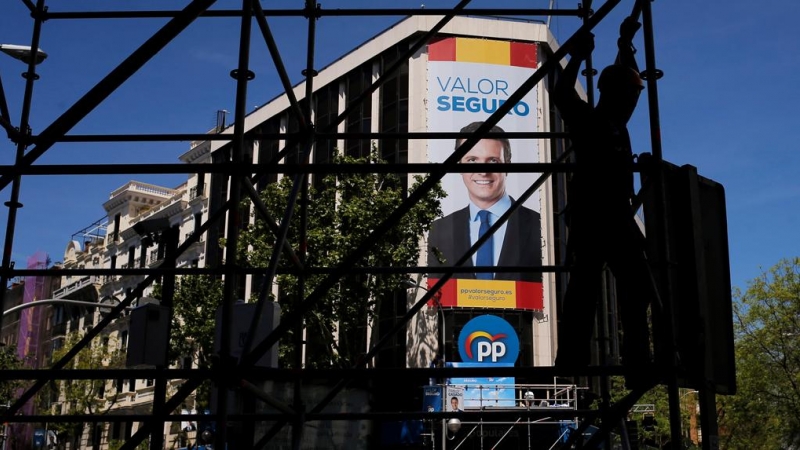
[457,315,520,364]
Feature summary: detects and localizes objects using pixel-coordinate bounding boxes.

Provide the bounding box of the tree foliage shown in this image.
[594,259,800,449]
[166,274,224,409]
[718,257,800,449]
[168,274,224,370]
[239,149,445,368]
[0,344,23,405]
[46,331,125,447]
[600,377,677,448]
[51,332,124,415]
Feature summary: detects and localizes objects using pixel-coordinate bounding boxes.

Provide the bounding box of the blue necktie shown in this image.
[476,210,493,280]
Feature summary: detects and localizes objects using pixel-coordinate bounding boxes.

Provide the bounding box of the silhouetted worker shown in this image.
[553,17,656,384]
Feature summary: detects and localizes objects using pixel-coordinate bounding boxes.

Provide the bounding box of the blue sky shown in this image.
[0,0,798,293]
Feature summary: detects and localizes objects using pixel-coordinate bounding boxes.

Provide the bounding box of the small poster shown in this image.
[446,386,465,412]
[423,385,443,413]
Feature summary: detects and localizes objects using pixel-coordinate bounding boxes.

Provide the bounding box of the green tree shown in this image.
[168,274,224,370]
[167,274,224,409]
[0,345,23,405]
[599,377,674,448]
[239,149,444,368]
[718,257,800,449]
[46,331,125,449]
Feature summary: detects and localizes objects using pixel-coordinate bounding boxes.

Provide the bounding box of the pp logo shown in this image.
[465,331,507,362]
[457,315,520,364]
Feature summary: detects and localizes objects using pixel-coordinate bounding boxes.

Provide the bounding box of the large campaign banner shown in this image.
[425,37,544,311]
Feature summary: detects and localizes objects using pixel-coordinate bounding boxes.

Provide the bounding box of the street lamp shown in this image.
[2,298,132,317]
[680,389,699,446]
[446,418,461,441]
[0,44,48,65]
[0,44,46,138]
[0,40,48,334]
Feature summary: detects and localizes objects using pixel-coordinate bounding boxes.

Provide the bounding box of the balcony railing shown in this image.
[109,181,178,199]
[53,276,102,298]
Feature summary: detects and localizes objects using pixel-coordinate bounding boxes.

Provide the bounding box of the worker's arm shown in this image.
[553,31,594,121]
[615,16,641,73]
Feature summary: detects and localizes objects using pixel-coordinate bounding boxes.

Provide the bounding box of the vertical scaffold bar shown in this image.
[217,0,254,448]
[0,0,45,347]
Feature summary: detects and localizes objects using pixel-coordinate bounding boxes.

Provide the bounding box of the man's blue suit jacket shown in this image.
[427,203,542,282]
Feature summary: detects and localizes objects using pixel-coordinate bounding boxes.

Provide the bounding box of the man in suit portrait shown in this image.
[427,121,542,282]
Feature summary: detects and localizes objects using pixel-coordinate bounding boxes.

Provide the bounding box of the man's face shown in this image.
[451,398,459,410]
[460,139,507,209]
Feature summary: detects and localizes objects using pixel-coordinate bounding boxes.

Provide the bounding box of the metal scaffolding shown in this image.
[0,1,729,449]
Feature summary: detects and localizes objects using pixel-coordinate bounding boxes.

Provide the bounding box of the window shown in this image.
[256,119,280,191]
[195,173,205,198]
[206,146,231,268]
[375,290,407,369]
[314,83,340,164]
[113,213,121,242]
[345,64,374,158]
[91,423,102,450]
[111,421,122,441]
[379,42,410,169]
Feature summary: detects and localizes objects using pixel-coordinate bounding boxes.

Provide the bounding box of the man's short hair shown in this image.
[456,121,512,163]
[597,64,644,92]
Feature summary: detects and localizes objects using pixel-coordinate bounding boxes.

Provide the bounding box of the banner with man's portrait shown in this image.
[425,36,544,311]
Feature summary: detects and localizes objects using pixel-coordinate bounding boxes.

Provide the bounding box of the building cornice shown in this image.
[103,181,180,213]
[179,139,212,164]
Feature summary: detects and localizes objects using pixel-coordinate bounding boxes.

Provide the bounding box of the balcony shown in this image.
[189,185,205,201]
[109,181,178,199]
[148,253,162,265]
[53,276,102,299]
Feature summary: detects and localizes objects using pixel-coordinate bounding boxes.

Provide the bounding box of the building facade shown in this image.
[27,14,584,449]
[43,181,201,450]
[196,15,567,373]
